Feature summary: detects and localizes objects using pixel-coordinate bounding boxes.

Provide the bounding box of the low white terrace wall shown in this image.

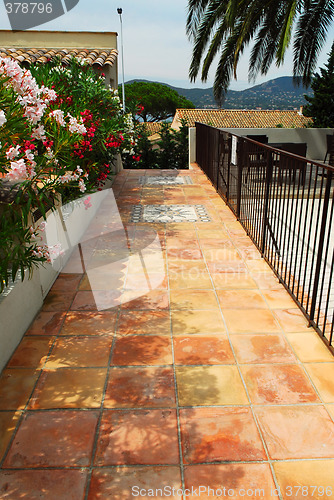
[0,188,110,373]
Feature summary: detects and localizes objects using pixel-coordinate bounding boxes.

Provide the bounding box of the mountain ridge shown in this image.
[125,76,312,110]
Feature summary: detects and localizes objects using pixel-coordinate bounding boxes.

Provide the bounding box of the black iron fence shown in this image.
[196,122,334,352]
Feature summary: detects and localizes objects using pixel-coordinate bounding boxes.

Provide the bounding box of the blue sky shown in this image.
[0,0,333,90]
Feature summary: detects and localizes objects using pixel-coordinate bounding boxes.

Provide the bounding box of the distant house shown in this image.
[172,108,312,129]
[0,30,118,89]
[141,122,167,140]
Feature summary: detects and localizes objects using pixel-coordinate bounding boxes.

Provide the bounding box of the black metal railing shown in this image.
[196,122,334,352]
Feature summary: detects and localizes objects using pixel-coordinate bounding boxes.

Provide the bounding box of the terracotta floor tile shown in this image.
[125,272,168,290]
[169,272,213,290]
[78,272,126,291]
[94,409,179,465]
[273,460,334,500]
[211,272,258,290]
[223,309,281,334]
[304,363,334,402]
[180,407,266,464]
[170,290,219,310]
[167,238,201,250]
[172,310,226,335]
[173,335,234,365]
[231,334,296,364]
[7,337,55,368]
[273,308,310,332]
[246,259,273,274]
[326,404,334,420]
[176,366,248,406]
[111,335,172,366]
[42,291,76,312]
[286,332,334,362]
[209,261,250,275]
[168,259,207,272]
[166,229,197,239]
[45,337,113,368]
[184,464,276,499]
[238,246,263,260]
[104,367,176,408]
[126,255,167,275]
[0,470,87,500]
[117,311,171,336]
[199,238,233,250]
[88,466,183,500]
[217,289,268,309]
[3,410,98,467]
[261,289,299,309]
[61,311,117,336]
[121,289,169,310]
[203,248,242,263]
[197,230,227,239]
[0,369,39,410]
[255,405,334,459]
[167,248,203,260]
[50,273,83,292]
[253,274,285,290]
[28,368,107,409]
[70,290,122,311]
[26,311,66,335]
[241,364,319,404]
[0,411,20,461]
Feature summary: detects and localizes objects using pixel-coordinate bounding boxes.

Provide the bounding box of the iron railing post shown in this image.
[261,151,273,256]
[216,130,222,191]
[309,170,333,321]
[236,137,244,219]
[226,135,232,202]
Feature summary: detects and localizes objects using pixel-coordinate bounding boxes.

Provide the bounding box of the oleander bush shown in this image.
[0,57,139,292]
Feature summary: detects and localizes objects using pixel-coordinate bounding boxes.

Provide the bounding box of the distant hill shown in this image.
[125,77,312,110]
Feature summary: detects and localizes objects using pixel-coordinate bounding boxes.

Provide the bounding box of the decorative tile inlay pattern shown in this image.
[139,176,193,185]
[130,205,211,223]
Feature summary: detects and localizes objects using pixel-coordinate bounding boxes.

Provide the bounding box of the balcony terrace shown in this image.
[0,165,334,499]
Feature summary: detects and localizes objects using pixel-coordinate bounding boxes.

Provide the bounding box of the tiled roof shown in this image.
[141,122,167,136]
[175,108,312,128]
[0,47,118,67]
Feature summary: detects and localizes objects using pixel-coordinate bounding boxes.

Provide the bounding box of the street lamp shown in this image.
[117,7,126,113]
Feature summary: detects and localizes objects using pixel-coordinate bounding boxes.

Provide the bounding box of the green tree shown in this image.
[187,0,334,104]
[303,42,334,127]
[157,123,177,169]
[119,81,195,122]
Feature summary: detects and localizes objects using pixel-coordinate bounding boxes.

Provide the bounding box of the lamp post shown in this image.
[117,7,126,113]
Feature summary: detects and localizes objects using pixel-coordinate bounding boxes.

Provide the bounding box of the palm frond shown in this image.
[276,0,299,63]
[189,0,228,81]
[294,0,334,85]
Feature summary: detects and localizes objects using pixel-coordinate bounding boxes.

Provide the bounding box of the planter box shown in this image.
[0,188,111,373]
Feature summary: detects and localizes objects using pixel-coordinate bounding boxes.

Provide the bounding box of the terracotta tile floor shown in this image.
[1,165,334,499]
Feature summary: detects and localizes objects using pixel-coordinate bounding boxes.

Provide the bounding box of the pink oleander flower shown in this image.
[49,109,66,126]
[24,104,46,124]
[84,196,92,210]
[0,109,6,126]
[78,178,86,193]
[6,145,20,160]
[25,150,35,162]
[6,158,28,181]
[41,86,57,102]
[32,245,51,262]
[67,114,87,135]
[31,124,46,141]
